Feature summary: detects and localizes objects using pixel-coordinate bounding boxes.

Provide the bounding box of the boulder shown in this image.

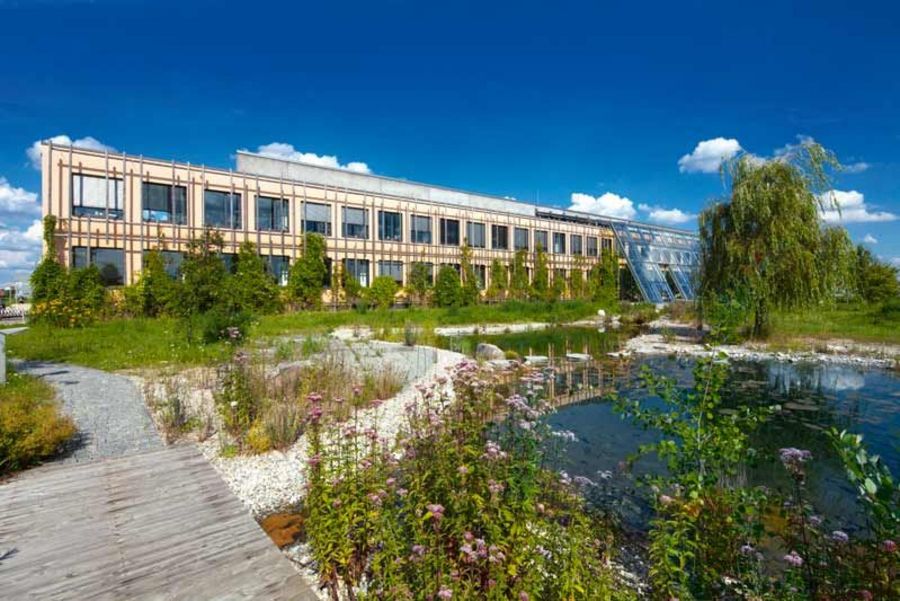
[475,342,505,361]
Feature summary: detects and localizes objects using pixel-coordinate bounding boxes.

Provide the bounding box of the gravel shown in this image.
[13,360,163,464]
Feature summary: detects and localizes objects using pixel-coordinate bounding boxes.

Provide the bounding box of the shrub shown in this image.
[228,241,281,314]
[366,275,399,310]
[406,262,433,305]
[288,233,328,309]
[0,370,76,475]
[433,265,463,308]
[304,361,625,599]
[123,248,180,317]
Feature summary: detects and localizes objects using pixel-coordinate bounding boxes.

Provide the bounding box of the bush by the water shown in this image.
[0,370,75,474]
[304,360,628,600]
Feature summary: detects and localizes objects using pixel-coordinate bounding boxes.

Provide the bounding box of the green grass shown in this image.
[769,302,900,345]
[7,300,616,371]
[1,367,76,475]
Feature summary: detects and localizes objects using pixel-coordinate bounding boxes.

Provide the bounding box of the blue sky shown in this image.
[1,0,898,285]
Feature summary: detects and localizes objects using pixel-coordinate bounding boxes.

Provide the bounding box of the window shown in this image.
[514,227,529,251]
[466,222,486,248]
[474,264,487,289]
[72,174,124,219]
[303,202,332,236]
[439,218,460,246]
[552,232,566,254]
[344,258,369,287]
[264,255,290,286]
[586,236,599,257]
[378,211,403,242]
[72,247,125,285]
[571,234,583,256]
[601,237,613,254]
[491,225,509,250]
[378,260,403,285]
[411,215,432,244]
[534,230,548,252]
[142,182,186,224]
[257,196,289,232]
[342,207,369,239]
[142,250,184,279]
[204,190,242,229]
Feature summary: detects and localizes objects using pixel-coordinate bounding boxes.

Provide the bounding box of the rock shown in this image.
[260,513,304,548]
[475,342,505,361]
[488,359,515,369]
[524,355,549,365]
[566,353,592,362]
[596,309,606,319]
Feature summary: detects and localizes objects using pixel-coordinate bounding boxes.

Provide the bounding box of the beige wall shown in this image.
[41,143,616,289]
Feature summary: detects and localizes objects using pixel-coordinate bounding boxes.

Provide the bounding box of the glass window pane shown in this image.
[440,218,460,246]
[411,215,432,244]
[466,222,485,248]
[204,190,242,229]
[514,227,529,250]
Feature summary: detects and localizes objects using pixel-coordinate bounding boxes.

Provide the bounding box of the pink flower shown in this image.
[426,503,445,521]
[519,593,530,601]
[659,495,674,506]
[332,498,342,508]
[457,465,469,476]
[883,539,897,553]
[437,586,452,599]
[783,550,804,567]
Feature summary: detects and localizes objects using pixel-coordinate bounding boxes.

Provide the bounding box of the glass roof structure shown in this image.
[609,222,700,303]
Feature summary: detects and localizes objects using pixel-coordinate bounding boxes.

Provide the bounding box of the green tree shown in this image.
[229,241,281,314]
[433,264,462,307]
[406,262,433,306]
[487,259,507,301]
[854,246,899,303]
[816,227,856,302]
[459,244,480,306]
[366,275,399,310]
[124,248,180,317]
[341,263,364,307]
[508,249,530,300]
[530,243,550,301]
[568,256,587,299]
[699,142,841,337]
[550,269,566,301]
[30,216,66,304]
[289,233,328,309]
[180,229,228,315]
[588,251,619,306]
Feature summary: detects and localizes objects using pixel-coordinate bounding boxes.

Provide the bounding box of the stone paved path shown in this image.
[13,360,163,463]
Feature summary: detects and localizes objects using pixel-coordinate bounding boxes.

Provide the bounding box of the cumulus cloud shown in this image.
[844,161,870,174]
[638,203,697,225]
[0,177,40,215]
[862,234,878,244]
[27,134,116,170]
[678,137,742,173]
[818,190,897,224]
[247,142,371,174]
[569,192,637,220]
[0,219,43,252]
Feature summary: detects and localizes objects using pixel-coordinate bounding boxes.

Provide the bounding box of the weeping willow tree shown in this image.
[699,142,850,337]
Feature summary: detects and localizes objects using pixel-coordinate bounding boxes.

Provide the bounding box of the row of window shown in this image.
[69,246,588,290]
[71,174,612,255]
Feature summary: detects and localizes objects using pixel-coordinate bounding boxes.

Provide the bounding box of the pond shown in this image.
[440,328,900,533]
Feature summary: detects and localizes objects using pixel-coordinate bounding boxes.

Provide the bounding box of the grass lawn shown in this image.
[1,367,76,475]
[768,302,900,345]
[7,300,618,371]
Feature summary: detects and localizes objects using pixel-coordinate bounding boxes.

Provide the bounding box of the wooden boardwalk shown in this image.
[0,444,318,601]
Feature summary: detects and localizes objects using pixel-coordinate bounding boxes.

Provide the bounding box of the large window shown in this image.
[303,202,332,236]
[514,227,529,251]
[142,182,186,224]
[378,260,403,285]
[440,218,460,246]
[143,250,184,279]
[72,174,124,219]
[411,215,432,244]
[72,247,125,285]
[466,222,486,248]
[586,236,599,257]
[204,189,242,229]
[552,232,566,254]
[344,258,369,287]
[491,225,509,250]
[257,196,289,232]
[264,255,290,286]
[534,230,548,252]
[571,234,583,256]
[378,211,403,242]
[342,207,369,239]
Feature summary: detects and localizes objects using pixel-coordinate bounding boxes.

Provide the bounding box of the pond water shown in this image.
[440,328,900,533]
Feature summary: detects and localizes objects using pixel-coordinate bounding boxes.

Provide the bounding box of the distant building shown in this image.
[39,142,698,303]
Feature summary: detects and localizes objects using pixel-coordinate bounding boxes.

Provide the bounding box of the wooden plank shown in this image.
[0,445,318,600]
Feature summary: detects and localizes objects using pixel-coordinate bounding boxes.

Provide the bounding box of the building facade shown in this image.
[39,142,698,301]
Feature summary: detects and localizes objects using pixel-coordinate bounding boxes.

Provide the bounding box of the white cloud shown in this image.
[844,161,870,174]
[862,234,878,244]
[818,190,897,224]
[27,135,116,170]
[247,142,371,174]
[0,177,40,215]
[0,249,38,271]
[774,134,816,158]
[638,203,697,225]
[0,219,43,252]
[569,192,637,220]
[678,137,742,173]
